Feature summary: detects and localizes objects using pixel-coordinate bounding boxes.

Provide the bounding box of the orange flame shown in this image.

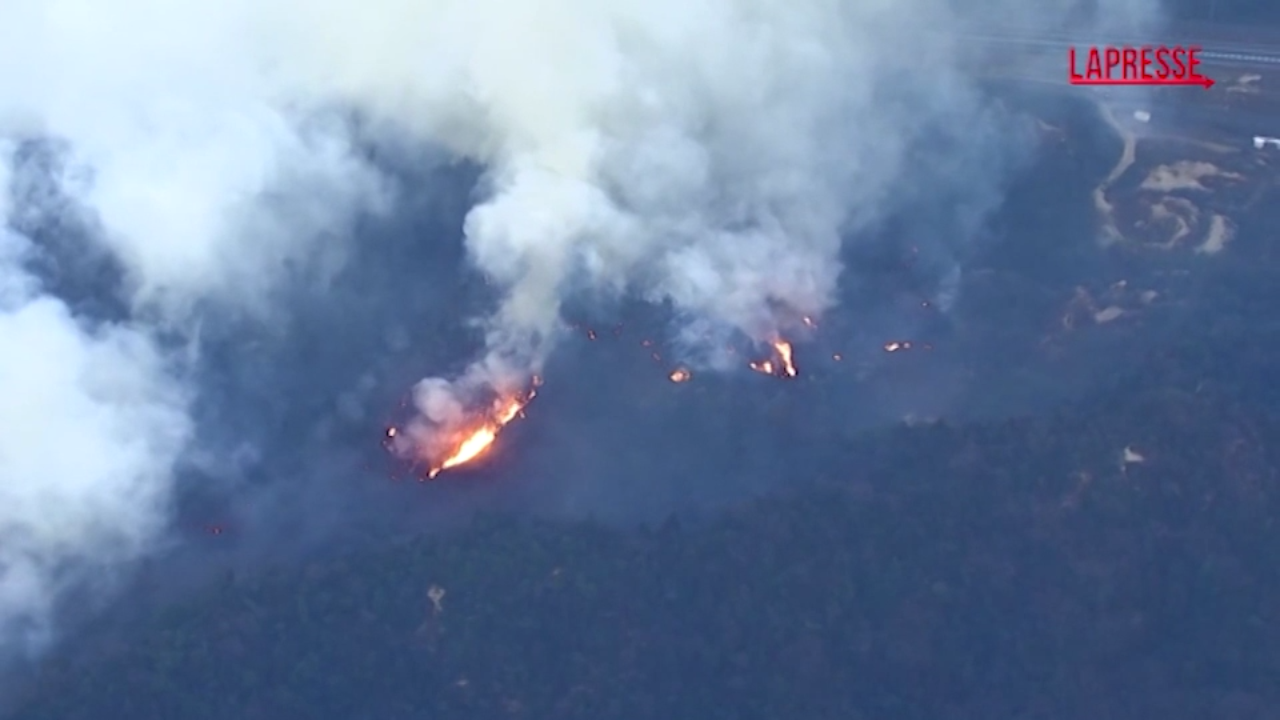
[774,340,797,377]
[750,339,797,378]
[428,382,538,479]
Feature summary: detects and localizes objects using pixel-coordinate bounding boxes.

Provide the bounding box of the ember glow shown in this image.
[669,368,692,383]
[750,339,798,378]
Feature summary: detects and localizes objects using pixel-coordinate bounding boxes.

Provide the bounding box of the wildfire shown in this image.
[750,339,797,378]
[427,380,539,479]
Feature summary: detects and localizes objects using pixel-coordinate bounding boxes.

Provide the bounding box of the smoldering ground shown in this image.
[0,0,1170,680]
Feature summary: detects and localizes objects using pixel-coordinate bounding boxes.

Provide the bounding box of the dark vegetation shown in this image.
[18,230,1280,719]
[14,316,1280,720]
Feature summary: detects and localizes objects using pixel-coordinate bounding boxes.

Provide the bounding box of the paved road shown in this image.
[948,21,1280,104]
[954,19,1280,50]
[943,21,1280,137]
[965,32,1280,71]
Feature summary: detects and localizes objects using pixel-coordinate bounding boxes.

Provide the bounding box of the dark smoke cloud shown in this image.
[0,0,1164,659]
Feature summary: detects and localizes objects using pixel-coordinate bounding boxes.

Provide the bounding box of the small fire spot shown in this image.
[750,339,797,378]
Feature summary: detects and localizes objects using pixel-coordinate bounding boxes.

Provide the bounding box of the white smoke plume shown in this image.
[0,142,191,655]
[0,0,1163,656]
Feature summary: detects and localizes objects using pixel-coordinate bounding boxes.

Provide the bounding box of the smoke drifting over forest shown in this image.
[0,0,1162,662]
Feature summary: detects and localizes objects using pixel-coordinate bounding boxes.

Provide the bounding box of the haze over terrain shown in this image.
[0,0,1235,695]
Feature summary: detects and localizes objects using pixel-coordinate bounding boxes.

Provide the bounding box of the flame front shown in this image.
[431,427,500,477]
[427,386,537,479]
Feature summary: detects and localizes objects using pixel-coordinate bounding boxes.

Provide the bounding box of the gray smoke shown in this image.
[0,0,1162,656]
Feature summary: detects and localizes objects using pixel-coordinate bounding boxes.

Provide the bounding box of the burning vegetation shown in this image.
[749,339,798,378]
[427,390,536,479]
[387,377,541,480]
[388,313,941,478]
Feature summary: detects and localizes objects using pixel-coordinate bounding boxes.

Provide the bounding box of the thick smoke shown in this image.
[0,0,1162,657]
[0,143,191,656]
